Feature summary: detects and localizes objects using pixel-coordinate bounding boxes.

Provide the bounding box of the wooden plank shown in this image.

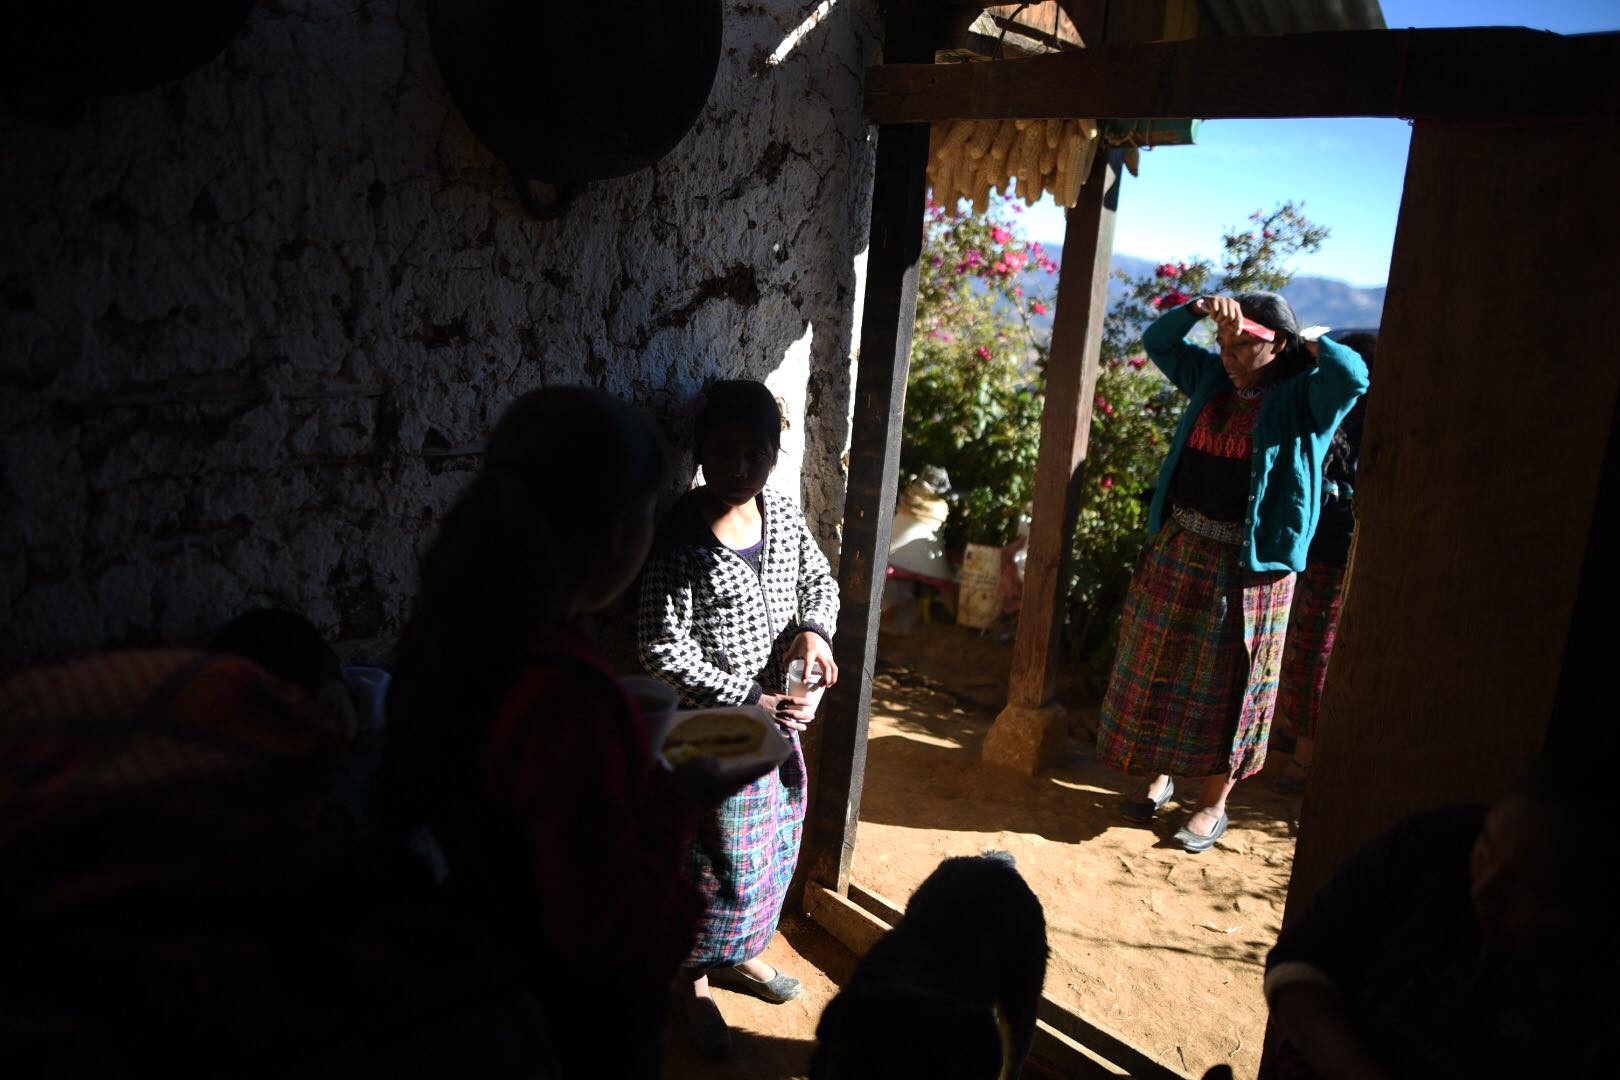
[804,883,892,957]
[1031,1020,1130,1078]
[847,880,908,925]
[866,27,1620,123]
[1282,117,1620,915]
[1037,997,1187,1080]
[800,1,936,896]
[1005,148,1121,711]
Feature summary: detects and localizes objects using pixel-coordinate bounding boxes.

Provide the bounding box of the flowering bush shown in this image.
[903,192,1326,686]
[902,191,1059,547]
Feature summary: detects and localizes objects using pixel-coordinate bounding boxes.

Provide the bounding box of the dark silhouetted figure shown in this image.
[811,851,1048,1080]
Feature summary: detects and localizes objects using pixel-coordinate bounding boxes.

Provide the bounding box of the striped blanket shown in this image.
[0,649,342,917]
[1097,523,1296,781]
[1276,560,1348,740]
[685,731,806,968]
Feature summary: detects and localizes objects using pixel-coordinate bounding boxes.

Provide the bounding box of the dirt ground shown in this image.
[666,622,1304,1079]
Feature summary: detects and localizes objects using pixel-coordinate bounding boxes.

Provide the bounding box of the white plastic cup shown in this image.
[785,658,827,720]
[621,676,680,759]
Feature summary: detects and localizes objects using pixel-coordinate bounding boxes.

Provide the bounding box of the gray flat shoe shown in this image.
[1121,778,1175,822]
[1174,811,1228,853]
[680,996,732,1059]
[708,964,803,1004]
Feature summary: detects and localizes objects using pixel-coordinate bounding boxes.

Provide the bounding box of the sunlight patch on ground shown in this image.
[1049,778,1118,795]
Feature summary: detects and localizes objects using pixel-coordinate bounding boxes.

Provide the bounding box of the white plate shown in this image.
[659,705,791,775]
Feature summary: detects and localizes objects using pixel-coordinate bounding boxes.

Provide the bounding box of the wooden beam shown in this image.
[800,2,936,896]
[867,27,1620,123]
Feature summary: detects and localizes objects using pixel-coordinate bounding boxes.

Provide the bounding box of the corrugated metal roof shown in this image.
[1198,0,1386,35]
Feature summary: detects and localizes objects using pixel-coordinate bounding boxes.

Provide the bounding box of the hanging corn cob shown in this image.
[927,116,1101,209]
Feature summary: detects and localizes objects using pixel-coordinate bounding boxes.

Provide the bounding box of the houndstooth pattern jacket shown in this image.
[638,487,839,707]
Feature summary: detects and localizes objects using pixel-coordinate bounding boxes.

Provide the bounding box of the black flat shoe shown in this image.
[1121,778,1175,822]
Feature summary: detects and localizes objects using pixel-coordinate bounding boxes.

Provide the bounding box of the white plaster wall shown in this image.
[0,0,879,661]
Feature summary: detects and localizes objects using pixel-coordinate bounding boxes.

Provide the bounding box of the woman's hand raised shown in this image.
[1193,294,1244,333]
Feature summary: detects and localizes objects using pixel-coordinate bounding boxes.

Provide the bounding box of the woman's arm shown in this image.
[637,550,763,706]
[792,514,840,647]
[1304,335,1371,434]
[1268,981,1392,1080]
[1142,301,1220,396]
[785,511,841,688]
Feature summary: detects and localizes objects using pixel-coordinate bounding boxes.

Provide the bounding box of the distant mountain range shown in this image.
[1015,249,1385,341]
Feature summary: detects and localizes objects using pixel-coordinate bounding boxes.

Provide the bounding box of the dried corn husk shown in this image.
[927,114,1102,209]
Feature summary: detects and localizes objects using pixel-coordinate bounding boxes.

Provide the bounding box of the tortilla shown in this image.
[661,709,766,766]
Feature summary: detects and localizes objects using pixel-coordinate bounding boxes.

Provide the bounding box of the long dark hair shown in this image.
[384,386,666,829]
[1235,290,1316,383]
[694,379,783,454]
[1322,331,1376,482]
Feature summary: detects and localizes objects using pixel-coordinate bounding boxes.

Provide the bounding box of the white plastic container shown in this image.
[786,657,828,720]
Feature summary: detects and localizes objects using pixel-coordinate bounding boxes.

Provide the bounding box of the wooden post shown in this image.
[982,148,1121,774]
[799,2,936,896]
[1282,115,1620,919]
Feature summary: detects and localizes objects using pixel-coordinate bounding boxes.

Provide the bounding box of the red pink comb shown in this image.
[1238,317,1276,342]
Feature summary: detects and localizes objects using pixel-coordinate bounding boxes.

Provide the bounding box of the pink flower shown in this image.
[1013,286,1024,297]
[1032,301,1048,315]
[1128,356,1148,369]
[993,260,1008,275]
[1094,393,1116,417]
[991,226,1012,245]
[977,345,993,361]
[1156,263,1180,279]
[1153,290,1190,310]
[1263,228,1276,239]
[1101,475,1116,490]
[966,250,983,266]
[931,255,943,268]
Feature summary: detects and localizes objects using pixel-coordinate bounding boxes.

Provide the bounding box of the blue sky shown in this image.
[1017,0,1620,287]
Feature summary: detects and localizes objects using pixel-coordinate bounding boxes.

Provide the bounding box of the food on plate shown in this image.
[661,709,766,766]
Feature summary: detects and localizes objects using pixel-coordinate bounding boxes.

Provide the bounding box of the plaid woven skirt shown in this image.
[1276,560,1348,740]
[1097,524,1296,781]
[685,731,806,968]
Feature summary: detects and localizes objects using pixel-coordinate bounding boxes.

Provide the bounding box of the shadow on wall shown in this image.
[0,0,880,665]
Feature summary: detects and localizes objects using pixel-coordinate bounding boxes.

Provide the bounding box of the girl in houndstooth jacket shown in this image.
[638,380,841,1058]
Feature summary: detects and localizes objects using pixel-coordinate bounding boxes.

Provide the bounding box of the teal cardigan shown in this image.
[1144,303,1370,573]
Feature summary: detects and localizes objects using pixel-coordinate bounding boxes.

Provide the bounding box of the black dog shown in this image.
[811,852,1048,1080]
